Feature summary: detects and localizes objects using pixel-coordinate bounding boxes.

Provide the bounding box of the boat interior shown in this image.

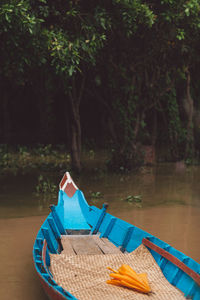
[48,233,186,299]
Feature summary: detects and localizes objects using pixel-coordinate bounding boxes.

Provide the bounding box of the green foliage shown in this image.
[0,145,10,173]
[35,174,57,199]
[32,144,56,156]
[0,0,43,84]
[40,2,110,79]
[124,194,142,202]
[0,0,39,30]
[166,88,187,159]
[88,150,95,160]
[113,0,155,36]
[0,145,71,175]
[89,190,104,205]
[121,194,143,207]
[107,146,144,173]
[1,0,200,167]
[89,191,103,199]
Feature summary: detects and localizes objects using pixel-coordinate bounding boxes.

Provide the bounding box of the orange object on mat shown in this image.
[107,264,151,294]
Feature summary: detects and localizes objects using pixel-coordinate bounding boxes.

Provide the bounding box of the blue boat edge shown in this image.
[33,172,200,300]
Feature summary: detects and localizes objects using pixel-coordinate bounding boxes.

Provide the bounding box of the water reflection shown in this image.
[81,163,200,209]
[1,163,200,218]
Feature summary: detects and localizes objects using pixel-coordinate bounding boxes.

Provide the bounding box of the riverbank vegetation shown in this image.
[0,144,109,175]
[1,0,200,173]
[0,144,71,175]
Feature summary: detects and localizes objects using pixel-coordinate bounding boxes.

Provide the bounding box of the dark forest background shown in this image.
[1,0,200,172]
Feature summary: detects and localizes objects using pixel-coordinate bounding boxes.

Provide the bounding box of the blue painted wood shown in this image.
[33,173,200,300]
[121,226,134,252]
[127,227,151,252]
[91,203,108,234]
[81,205,101,229]
[50,205,66,235]
[100,217,116,238]
[62,190,90,230]
[56,286,77,300]
[159,245,171,271]
[43,273,51,280]
[46,247,50,267]
[41,228,57,254]
[187,281,197,299]
[176,258,200,298]
[36,238,43,250]
[171,257,189,286]
[107,219,127,247]
[48,217,61,240]
[194,290,200,300]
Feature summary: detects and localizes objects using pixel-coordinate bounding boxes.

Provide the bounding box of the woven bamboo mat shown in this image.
[50,244,185,299]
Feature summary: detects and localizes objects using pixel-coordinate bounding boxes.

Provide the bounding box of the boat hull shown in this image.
[33,172,200,300]
[38,273,66,300]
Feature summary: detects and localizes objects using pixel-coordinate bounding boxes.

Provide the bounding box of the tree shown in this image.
[33,0,111,172]
[0,0,45,142]
[94,0,200,168]
[1,0,200,169]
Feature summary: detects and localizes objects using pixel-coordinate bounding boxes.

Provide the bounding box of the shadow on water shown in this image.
[0,162,200,299]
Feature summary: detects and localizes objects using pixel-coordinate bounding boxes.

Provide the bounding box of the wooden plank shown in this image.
[69,236,103,255]
[61,236,76,255]
[101,238,121,253]
[61,235,121,255]
[92,236,121,254]
[62,235,103,255]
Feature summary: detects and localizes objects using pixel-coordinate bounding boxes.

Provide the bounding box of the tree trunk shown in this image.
[2,89,11,143]
[184,68,194,158]
[68,76,85,173]
[152,110,157,146]
[69,95,82,173]
[71,122,81,173]
[36,71,54,143]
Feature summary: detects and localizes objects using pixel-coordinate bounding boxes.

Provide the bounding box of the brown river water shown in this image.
[0,163,200,300]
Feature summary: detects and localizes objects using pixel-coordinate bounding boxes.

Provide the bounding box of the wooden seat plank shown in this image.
[61,235,121,255]
[70,236,103,254]
[92,235,121,254]
[101,238,121,252]
[62,235,103,255]
[61,236,76,255]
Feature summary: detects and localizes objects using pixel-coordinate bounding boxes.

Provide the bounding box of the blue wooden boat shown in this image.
[33,172,200,300]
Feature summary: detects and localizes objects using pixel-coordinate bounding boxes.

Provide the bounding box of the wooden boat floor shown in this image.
[50,240,186,300]
[61,235,121,255]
